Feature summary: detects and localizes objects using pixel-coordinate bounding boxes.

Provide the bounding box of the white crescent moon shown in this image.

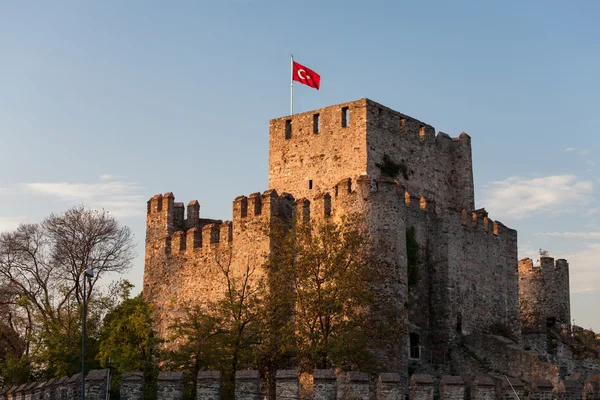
[297,69,309,80]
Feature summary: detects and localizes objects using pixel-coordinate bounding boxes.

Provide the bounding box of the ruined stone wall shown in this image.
[519,257,571,333]
[268,99,474,212]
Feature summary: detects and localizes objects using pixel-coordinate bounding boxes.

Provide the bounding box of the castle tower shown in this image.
[268,98,475,211]
[143,98,523,380]
[518,256,571,332]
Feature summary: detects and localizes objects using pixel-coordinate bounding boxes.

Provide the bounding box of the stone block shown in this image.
[276,370,299,400]
[440,376,464,400]
[343,371,369,400]
[531,379,554,400]
[558,380,583,400]
[66,372,82,400]
[313,370,337,400]
[501,377,525,400]
[410,374,434,400]
[121,372,144,400]
[157,372,184,400]
[85,369,108,400]
[52,377,68,400]
[197,371,221,400]
[583,379,600,400]
[471,378,496,400]
[235,370,260,400]
[377,373,403,400]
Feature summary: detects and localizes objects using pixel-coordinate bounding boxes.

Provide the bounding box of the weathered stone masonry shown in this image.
[5,370,598,400]
[519,257,571,333]
[143,98,572,379]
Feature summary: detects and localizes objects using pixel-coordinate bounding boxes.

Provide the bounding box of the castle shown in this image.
[143,99,580,382]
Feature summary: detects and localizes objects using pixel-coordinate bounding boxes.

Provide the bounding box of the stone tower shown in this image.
[519,256,571,333]
[268,98,474,211]
[143,98,524,377]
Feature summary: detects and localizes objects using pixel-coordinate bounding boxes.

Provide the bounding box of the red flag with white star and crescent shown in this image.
[292,61,320,90]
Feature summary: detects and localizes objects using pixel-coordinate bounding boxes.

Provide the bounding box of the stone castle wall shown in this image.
[364,100,474,211]
[143,175,520,365]
[269,99,369,200]
[6,369,599,400]
[519,257,571,333]
[143,98,573,378]
[143,175,411,370]
[268,99,474,211]
[143,190,294,338]
[404,200,518,355]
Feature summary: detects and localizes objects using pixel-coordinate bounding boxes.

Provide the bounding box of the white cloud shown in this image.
[580,149,590,156]
[23,177,145,218]
[517,242,539,262]
[563,243,600,294]
[521,236,600,294]
[586,208,600,216]
[482,175,593,219]
[536,232,600,239]
[0,217,27,233]
[565,147,576,152]
[586,160,595,166]
[99,174,114,181]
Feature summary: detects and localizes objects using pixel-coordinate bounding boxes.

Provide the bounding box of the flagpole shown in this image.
[290,54,294,115]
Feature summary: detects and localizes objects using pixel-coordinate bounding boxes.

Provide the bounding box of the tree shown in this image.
[164,304,223,399]
[0,282,31,387]
[165,249,264,400]
[97,288,161,399]
[0,205,136,379]
[267,215,382,372]
[163,213,389,399]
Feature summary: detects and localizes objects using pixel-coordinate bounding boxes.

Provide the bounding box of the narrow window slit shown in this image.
[341,107,349,127]
[285,120,292,139]
[313,114,320,134]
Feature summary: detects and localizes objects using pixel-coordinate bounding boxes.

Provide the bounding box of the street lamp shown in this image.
[82,266,93,400]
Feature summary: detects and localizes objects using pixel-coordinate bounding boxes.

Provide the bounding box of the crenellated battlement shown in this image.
[8,368,598,400]
[143,98,575,378]
[519,255,571,331]
[519,257,570,274]
[269,98,475,210]
[303,174,507,239]
[270,98,470,152]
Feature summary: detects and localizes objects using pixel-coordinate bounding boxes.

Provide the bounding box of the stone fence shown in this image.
[1,370,599,400]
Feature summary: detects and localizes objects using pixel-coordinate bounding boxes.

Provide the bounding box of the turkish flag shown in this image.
[293,61,320,90]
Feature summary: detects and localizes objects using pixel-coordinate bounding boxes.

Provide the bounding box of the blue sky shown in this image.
[1,1,599,330]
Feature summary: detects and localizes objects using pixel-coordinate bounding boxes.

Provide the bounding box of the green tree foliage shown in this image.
[267,215,382,372]
[164,250,264,399]
[164,305,222,399]
[0,206,135,384]
[162,214,389,399]
[97,288,161,399]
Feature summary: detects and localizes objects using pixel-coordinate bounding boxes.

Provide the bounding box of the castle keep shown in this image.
[143,99,576,379]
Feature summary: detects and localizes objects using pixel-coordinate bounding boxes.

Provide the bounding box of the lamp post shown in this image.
[82,266,93,400]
